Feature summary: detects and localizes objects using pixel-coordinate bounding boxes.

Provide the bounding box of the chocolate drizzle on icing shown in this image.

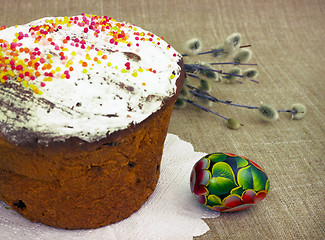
[123,52,141,61]
[118,82,135,93]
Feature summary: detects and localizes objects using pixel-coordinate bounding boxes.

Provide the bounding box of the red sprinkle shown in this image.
[34,62,40,69]
[16,65,23,71]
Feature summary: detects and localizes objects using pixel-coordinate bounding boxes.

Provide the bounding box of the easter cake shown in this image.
[0,14,185,229]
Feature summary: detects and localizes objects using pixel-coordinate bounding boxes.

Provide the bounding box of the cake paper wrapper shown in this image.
[0,134,219,240]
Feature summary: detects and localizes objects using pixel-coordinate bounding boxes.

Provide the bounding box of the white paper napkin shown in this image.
[0,134,219,240]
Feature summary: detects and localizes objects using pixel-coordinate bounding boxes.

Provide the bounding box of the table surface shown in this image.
[1,0,324,239]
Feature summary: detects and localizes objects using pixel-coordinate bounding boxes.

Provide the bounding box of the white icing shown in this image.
[0,14,182,144]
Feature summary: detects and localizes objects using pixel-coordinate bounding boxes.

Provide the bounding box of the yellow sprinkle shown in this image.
[121,69,127,73]
[115,66,118,70]
[55,67,61,72]
[66,60,73,66]
[96,60,101,64]
[44,77,53,82]
[170,74,175,79]
[22,80,28,88]
[82,69,88,74]
[60,74,66,79]
[17,77,22,82]
[132,72,138,77]
[97,50,103,56]
[107,62,112,67]
[138,68,143,72]
[62,47,68,51]
[30,84,37,91]
[71,51,77,56]
[49,59,53,64]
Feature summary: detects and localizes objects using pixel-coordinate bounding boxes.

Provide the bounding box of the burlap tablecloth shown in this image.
[1,0,324,239]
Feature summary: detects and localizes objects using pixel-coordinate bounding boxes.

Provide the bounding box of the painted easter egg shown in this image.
[190,152,270,212]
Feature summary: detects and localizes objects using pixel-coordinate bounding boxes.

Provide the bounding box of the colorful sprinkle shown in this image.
[0,14,178,95]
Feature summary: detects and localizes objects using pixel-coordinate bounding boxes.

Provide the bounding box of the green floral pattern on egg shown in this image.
[190,152,269,212]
